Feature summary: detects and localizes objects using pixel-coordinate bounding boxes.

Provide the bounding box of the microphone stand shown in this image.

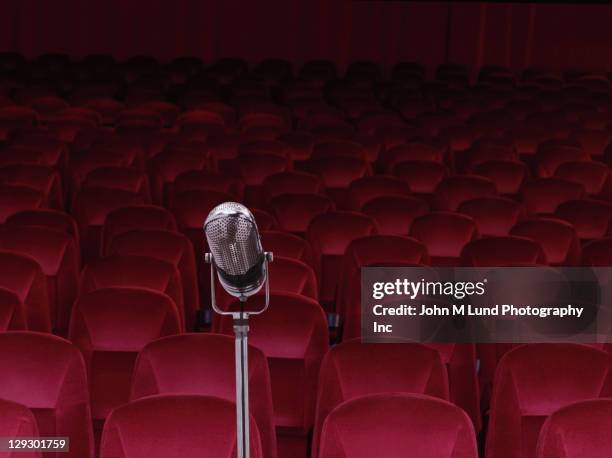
[205,253,273,458]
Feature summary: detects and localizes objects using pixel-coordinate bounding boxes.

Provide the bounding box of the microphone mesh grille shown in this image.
[204,202,263,276]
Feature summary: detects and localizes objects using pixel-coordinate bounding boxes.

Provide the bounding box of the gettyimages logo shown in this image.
[372,278,487,301]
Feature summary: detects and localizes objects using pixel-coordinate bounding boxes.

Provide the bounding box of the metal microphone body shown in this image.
[204,202,273,458]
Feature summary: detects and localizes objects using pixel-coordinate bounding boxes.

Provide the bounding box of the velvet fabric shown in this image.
[555,199,612,240]
[486,343,612,458]
[0,185,45,223]
[0,225,78,334]
[79,255,185,330]
[318,393,478,458]
[270,193,334,236]
[510,218,581,266]
[311,338,450,458]
[361,195,430,236]
[107,229,199,331]
[69,287,181,423]
[520,178,585,215]
[260,230,316,272]
[0,287,25,331]
[0,399,41,458]
[535,399,612,458]
[100,204,178,256]
[0,332,94,458]
[306,211,377,305]
[130,333,277,458]
[6,209,80,253]
[100,395,262,458]
[409,211,478,266]
[0,251,51,332]
[460,235,547,266]
[458,197,526,237]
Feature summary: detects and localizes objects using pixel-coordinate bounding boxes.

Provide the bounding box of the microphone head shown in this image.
[204,202,267,298]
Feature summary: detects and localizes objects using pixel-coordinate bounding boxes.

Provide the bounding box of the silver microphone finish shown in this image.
[204,202,267,299]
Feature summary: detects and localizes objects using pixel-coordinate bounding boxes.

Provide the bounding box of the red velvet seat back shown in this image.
[100,395,262,458]
[131,334,276,458]
[486,344,612,458]
[458,197,526,237]
[0,332,94,458]
[0,185,45,223]
[536,399,612,458]
[270,193,334,236]
[0,399,41,458]
[361,195,429,235]
[510,218,581,265]
[318,394,478,458]
[312,339,449,458]
[461,235,547,267]
[0,287,25,331]
[69,288,181,423]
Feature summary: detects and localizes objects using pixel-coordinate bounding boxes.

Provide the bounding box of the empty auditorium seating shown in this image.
[307,211,377,305]
[106,229,199,330]
[535,399,612,458]
[317,394,478,458]
[69,288,181,433]
[510,218,581,265]
[347,175,411,209]
[409,212,478,266]
[260,230,316,271]
[173,170,245,202]
[555,160,611,198]
[0,165,63,209]
[130,333,277,458]
[582,238,612,265]
[0,225,79,333]
[472,160,528,195]
[81,166,151,202]
[461,235,546,266]
[433,175,497,211]
[0,332,94,457]
[520,178,585,214]
[0,185,46,223]
[0,287,25,331]
[392,160,448,194]
[486,344,612,458]
[555,199,612,240]
[458,197,526,237]
[380,142,445,171]
[270,193,334,236]
[79,255,185,329]
[0,398,41,458]
[100,395,263,458]
[6,208,80,253]
[311,339,449,457]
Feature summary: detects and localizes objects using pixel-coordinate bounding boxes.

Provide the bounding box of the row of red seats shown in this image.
[1,330,611,458]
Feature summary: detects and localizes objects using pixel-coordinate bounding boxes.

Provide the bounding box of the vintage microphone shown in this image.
[204,202,273,458]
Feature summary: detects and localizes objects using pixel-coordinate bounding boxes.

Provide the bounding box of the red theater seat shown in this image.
[555,199,612,240]
[236,153,290,206]
[0,225,79,333]
[486,344,612,458]
[521,178,585,215]
[409,212,478,266]
[0,251,50,332]
[302,156,370,189]
[392,160,448,194]
[381,142,445,171]
[251,208,278,231]
[582,238,612,266]
[472,160,528,195]
[461,236,546,266]
[0,185,45,223]
[130,333,276,458]
[534,146,590,178]
[569,128,612,156]
[361,195,429,235]
[80,255,185,329]
[0,288,25,331]
[555,161,611,198]
[0,332,94,458]
[100,395,262,458]
[270,193,334,236]
[0,165,63,209]
[312,140,367,161]
[262,171,323,203]
[68,149,138,195]
[101,205,178,256]
[510,218,581,265]
[318,394,478,458]
[6,209,79,253]
[106,229,199,331]
[0,399,41,458]
[336,235,429,339]
[72,187,144,264]
[347,175,411,209]
[433,176,497,211]
[82,166,151,202]
[311,339,449,458]
[69,288,181,431]
[307,211,377,306]
[458,197,526,237]
[260,231,316,272]
[536,399,612,458]
[173,171,244,201]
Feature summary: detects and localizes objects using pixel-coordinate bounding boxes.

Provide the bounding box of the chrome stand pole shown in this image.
[233,304,250,458]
